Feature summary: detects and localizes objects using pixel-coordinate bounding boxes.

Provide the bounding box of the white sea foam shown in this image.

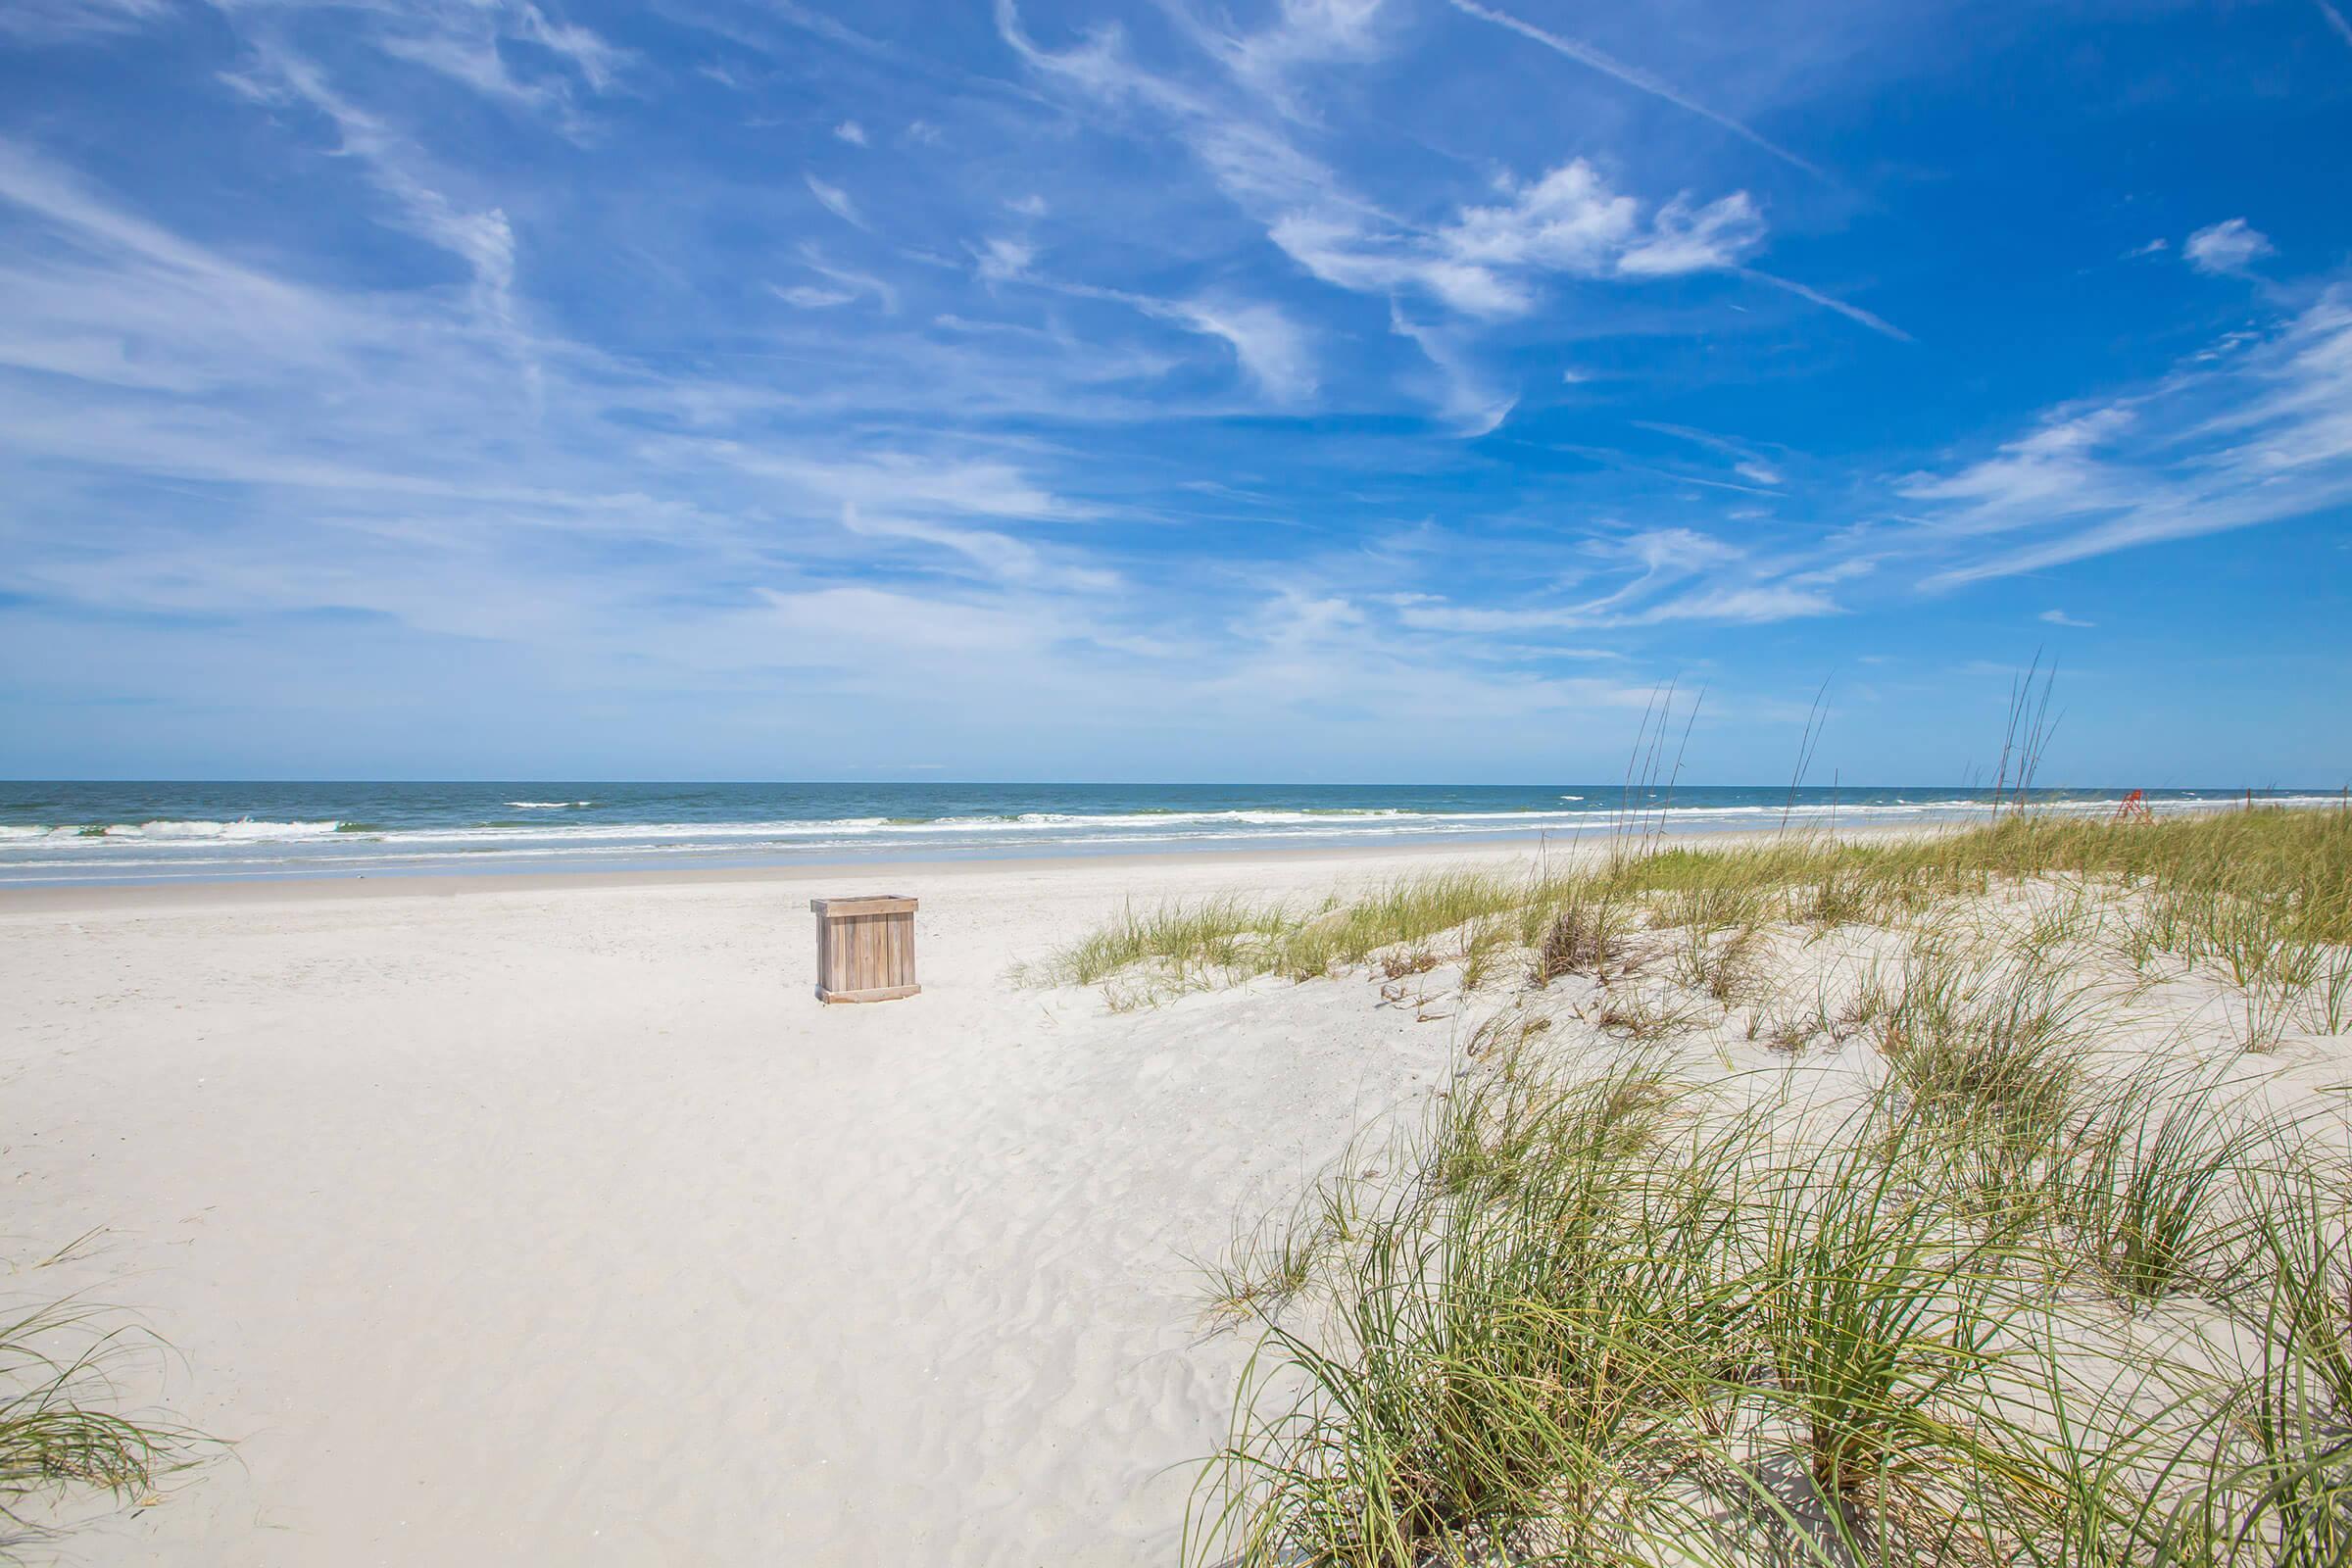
[505,801,596,809]
[106,818,352,841]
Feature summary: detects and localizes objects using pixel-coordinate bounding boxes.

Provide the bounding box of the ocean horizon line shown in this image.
[5,776,2342,789]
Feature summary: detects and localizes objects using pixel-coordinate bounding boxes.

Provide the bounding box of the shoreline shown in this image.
[0,817,1972,911]
[7,789,2332,901]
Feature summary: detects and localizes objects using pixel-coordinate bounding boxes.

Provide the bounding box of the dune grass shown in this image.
[1192,1064,2352,1567]
[0,1301,195,1551]
[1168,801,2352,1567]
[1036,804,2351,1012]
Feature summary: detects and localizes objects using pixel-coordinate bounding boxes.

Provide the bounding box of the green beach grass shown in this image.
[1039,803,2352,1565]
[0,1299,195,1554]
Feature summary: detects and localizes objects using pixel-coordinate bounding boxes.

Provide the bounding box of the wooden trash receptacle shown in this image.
[810,895,920,1003]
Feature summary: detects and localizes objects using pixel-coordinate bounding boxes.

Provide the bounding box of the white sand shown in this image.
[1,843,1551,1565]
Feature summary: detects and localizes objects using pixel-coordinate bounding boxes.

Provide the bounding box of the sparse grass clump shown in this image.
[1744,1113,2035,1553]
[2060,1065,2274,1303]
[1,1301,196,1548]
[1026,894,1305,990]
[1528,889,1631,987]
[1876,937,2094,1204]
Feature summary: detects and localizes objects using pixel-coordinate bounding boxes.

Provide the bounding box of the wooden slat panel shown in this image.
[812,898,920,1001]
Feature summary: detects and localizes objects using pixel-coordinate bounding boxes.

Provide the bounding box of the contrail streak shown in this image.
[1446,0,1826,178]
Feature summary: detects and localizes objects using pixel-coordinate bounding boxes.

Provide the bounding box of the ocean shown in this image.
[0,781,2329,886]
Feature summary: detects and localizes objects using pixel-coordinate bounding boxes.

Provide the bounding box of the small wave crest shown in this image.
[504,800,596,809]
[17,818,360,843]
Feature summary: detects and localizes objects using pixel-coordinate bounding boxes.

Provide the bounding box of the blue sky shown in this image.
[1,0,2347,785]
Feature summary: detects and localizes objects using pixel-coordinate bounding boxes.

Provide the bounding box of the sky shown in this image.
[0,0,2347,786]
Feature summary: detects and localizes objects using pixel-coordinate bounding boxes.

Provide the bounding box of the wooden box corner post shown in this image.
[809,895,921,1003]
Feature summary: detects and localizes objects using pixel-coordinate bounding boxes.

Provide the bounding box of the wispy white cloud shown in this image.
[696,449,1084,519]
[1271,159,1766,321]
[773,284,856,309]
[988,264,1320,406]
[1908,289,2352,586]
[1636,421,1792,489]
[758,582,1073,659]
[1901,406,2138,534]
[215,33,543,366]
[804,172,869,230]
[971,235,1035,282]
[1440,163,1757,279]
[2183,218,2273,277]
[1616,192,1768,276]
[755,0,901,62]
[833,119,867,145]
[1181,0,1390,116]
[790,246,899,312]
[249,0,628,122]
[0,136,385,396]
[0,0,167,43]
[1381,523,1841,633]
[513,3,628,92]
[2039,610,2095,627]
[1167,298,1317,402]
[838,505,1119,592]
[1387,305,1514,436]
[1633,582,1838,624]
[1395,601,1587,634]
[994,0,1806,417]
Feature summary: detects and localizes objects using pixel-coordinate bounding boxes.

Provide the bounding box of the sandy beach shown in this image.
[3,841,1550,1564]
[12,808,2352,1565]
